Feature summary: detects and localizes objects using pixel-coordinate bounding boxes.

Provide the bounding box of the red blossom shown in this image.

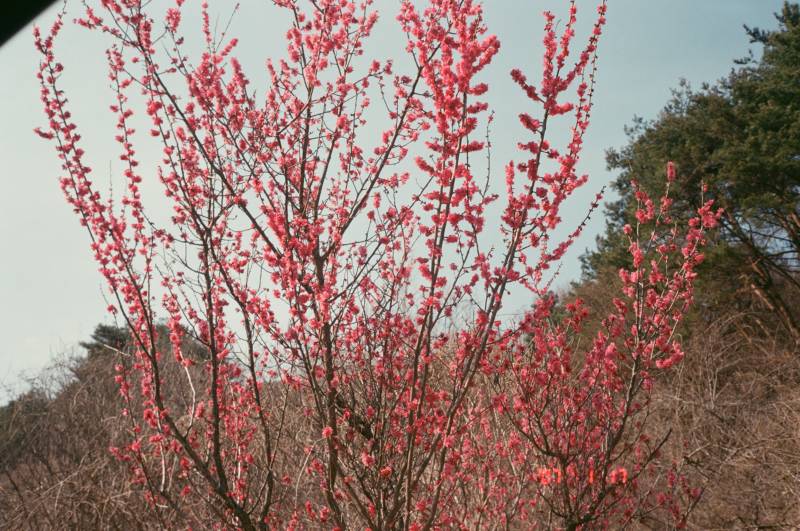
[34,0,711,528]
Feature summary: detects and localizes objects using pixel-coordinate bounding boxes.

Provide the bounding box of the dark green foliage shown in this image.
[583,2,800,337]
[80,323,130,359]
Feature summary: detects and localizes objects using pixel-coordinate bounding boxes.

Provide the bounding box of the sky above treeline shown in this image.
[0,0,786,399]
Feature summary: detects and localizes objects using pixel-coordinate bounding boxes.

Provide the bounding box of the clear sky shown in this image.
[0,0,786,398]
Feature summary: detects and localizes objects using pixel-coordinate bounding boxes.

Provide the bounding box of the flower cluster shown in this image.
[35,1,714,528]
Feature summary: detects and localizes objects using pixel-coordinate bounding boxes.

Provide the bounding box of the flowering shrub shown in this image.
[35,0,719,528]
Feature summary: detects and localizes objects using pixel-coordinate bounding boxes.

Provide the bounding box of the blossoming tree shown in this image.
[35,0,719,528]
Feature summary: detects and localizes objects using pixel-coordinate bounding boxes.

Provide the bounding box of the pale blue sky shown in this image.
[0,0,786,397]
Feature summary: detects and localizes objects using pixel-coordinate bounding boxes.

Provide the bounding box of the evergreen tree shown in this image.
[584,2,800,338]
